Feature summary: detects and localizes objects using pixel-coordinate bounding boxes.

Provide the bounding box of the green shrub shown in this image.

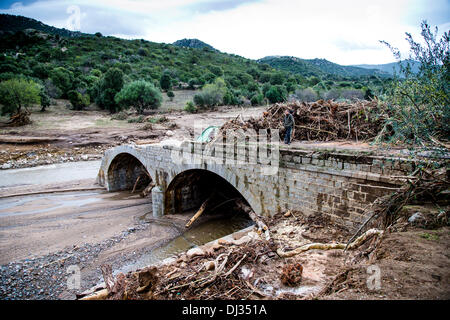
[68,90,90,110]
[0,78,41,115]
[184,101,197,113]
[193,77,227,108]
[265,85,287,103]
[115,80,162,114]
[160,71,172,91]
[95,67,124,113]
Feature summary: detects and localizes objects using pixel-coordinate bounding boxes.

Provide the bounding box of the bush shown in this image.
[68,90,90,110]
[265,85,287,103]
[50,67,74,97]
[95,68,124,113]
[39,86,51,112]
[193,78,227,108]
[250,93,264,106]
[293,88,318,102]
[115,80,162,114]
[0,78,41,115]
[160,71,172,91]
[184,101,197,113]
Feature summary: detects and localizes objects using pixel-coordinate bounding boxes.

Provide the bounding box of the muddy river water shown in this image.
[0,160,102,188]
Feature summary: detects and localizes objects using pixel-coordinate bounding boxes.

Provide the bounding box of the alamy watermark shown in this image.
[66,5,81,31]
[366,265,381,290]
[66,265,81,290]
[170,121,280,175]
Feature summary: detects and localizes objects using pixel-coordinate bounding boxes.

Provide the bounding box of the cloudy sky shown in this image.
[1,0,449,65]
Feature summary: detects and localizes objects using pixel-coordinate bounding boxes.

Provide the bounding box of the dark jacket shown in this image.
[284,113,294,128]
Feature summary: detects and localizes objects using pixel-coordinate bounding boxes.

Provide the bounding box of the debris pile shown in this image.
[219,99,387,141]
[6,112,32,127]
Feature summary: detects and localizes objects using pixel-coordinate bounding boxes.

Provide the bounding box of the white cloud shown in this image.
[1,0,448,65]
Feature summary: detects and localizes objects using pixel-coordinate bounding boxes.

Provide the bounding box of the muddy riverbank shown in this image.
[0,162,253,300]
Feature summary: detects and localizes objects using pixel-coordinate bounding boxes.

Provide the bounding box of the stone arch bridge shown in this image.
[97,141,416,230]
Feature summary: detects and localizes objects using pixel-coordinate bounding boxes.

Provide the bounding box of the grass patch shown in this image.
[420,232,440,241]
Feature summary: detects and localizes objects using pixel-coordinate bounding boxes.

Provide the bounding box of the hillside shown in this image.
[0,14,389,111]
[259,56,390,79]
[172,38,217,51]
[353,60,421,75]
[0,13,87,38]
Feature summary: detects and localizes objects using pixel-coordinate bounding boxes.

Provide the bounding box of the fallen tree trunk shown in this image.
[277,228,383,258]
[236,199,270,241]
[140,182,155,198]
[185,194,215,228]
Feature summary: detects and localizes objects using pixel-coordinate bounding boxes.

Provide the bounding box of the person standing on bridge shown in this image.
[283,109,295,145]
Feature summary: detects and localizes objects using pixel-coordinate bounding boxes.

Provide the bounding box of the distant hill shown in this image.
[258,56,390,78]
[352,60,421,75]
[173,38,217,51]
[0,13,87,38]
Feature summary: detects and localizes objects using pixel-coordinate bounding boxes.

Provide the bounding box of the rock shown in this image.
[186,247,204,258]
[166,130,174,137]
[218,239,229,245]
[204,261,215,271]
[408,212,425,225]
[232,230,247,241]
[211,242,223,251]
[232,235,251,245]
[1,163,12,169]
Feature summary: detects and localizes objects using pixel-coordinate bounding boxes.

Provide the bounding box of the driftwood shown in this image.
[131,176,141,193]
[277,228,383,258]
[219,99,386,142]
[236,200,270,241]
[79,288,109,300]
[185,193,215,228]
[100,264,115,293]
[140,182,155,198]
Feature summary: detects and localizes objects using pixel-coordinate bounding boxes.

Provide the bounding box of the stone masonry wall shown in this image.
[98,142,421,231]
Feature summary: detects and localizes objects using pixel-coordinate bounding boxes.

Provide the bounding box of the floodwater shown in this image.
[1,161,254,278]
[0,160,102,189]
[116,213,253,275]
[0,191,103,217]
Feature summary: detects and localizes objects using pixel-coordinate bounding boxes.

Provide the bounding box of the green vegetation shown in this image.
[0,78,40,115]
[378,21,449,146]
[68,89,90,110]
[420,232,440,241]
[115,80,163,114]
[1,14,387,117]
[193,78,227,108]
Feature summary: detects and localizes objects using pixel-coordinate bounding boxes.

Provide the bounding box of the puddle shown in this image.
[0,191,103,217]
[114,213,254,275]
[0,160,101,188]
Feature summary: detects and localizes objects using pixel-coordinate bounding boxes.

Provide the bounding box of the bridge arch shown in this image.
[101,150,152,192]
[164,168,259,217]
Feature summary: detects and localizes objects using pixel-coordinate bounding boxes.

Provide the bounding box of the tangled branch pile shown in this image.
[220,99,387,142]
[347,166,450,245]
[6,112,32,127]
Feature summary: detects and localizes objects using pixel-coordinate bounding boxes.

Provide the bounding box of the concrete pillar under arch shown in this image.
[152,185,165,218]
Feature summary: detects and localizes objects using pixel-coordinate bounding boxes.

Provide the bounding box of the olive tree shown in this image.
[0,78,40,116]
[115,80,162,114]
